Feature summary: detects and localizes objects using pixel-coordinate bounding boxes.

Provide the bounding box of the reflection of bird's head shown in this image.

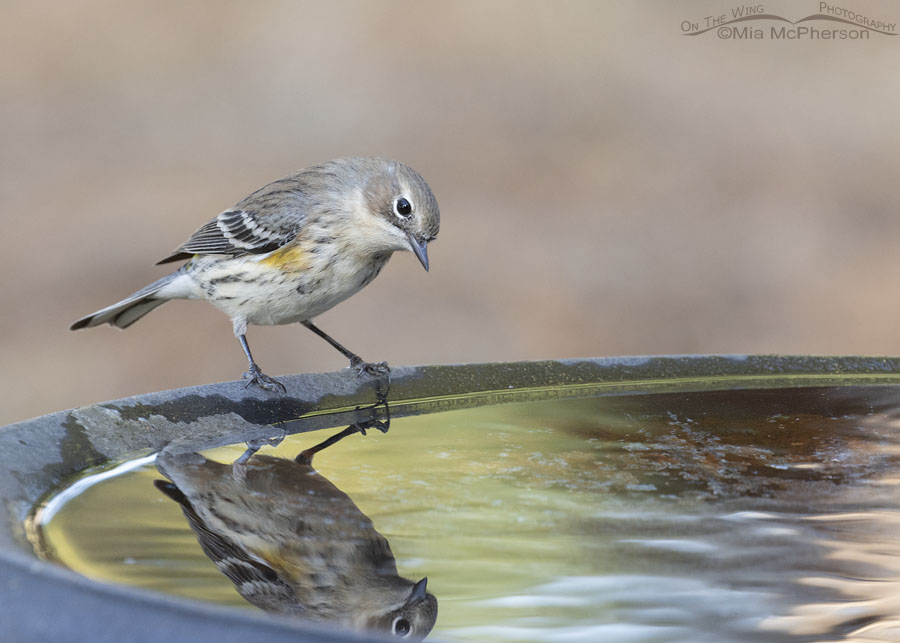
[154,449,438,640]
[361,576,438,640]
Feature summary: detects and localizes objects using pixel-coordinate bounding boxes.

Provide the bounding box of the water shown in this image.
[31,386,900,642]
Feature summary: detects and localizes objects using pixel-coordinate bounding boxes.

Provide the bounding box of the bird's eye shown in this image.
[394,197,412,218]
[392,617,411,638]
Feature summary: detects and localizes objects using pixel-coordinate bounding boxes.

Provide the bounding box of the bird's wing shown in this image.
[156,178,308,264]
[153,480,301,612]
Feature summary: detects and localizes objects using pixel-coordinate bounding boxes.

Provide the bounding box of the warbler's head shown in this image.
[361,577,438,641]
[330,157,440,271]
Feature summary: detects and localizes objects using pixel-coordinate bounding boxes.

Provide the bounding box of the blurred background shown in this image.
[3,0,900,425]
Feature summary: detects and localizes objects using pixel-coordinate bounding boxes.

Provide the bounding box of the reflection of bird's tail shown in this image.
[70,270,191,330]
[154,479,188,505]
[154,479,212,542]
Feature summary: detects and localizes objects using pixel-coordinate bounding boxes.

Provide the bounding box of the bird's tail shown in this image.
[70,271,189,330]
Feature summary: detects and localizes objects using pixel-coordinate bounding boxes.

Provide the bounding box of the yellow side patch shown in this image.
[260,244,310,272]
[260,547,309,583]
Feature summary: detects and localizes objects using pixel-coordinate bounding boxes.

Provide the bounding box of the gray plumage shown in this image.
[155,450,438,640]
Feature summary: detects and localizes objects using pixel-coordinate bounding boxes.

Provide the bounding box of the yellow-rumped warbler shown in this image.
[155,447,438,640]
[70,157,440,391]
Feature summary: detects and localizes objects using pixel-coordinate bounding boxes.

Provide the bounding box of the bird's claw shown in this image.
[243,365,287,393]
[350,357,391,378]
[356,394,391,436]
[354,418,390,436]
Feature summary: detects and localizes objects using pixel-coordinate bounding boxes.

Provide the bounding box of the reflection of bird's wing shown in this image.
[154,480,301,614]
[156,177,308,264]
[365,529,401,578]
[155,453,411,621]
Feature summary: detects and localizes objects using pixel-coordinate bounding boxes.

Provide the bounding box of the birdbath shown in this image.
[4,356,900,642]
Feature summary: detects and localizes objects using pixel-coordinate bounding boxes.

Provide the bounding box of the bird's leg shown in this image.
[238,334,286,393]
[295,396,391,465]
[301,320,390,378]
[295,426,360,465]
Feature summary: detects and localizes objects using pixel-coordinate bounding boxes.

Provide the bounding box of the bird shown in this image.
[154,442,438,639]
[70,157,440,392]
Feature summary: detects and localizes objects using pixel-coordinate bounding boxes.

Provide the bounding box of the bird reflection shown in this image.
[154,421,437,640]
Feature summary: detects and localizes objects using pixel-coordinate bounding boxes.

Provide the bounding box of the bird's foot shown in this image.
[243,364,287,393]
[234,433,286,467]
[350,357,391,378]
[355,393,391,436]
[353,416,390,437]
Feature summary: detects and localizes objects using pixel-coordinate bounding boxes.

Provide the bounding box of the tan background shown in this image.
[3,1,900,426]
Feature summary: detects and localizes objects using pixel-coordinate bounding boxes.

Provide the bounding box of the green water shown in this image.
[33,387,900,642]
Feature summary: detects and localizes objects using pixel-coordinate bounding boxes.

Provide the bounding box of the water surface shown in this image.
[34,386,900,641]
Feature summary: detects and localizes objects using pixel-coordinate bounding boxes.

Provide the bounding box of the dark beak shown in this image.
[408,577,428,604]
[407,233,429,272]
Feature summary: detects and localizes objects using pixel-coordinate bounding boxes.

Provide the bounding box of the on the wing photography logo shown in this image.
[682,3,896,39]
